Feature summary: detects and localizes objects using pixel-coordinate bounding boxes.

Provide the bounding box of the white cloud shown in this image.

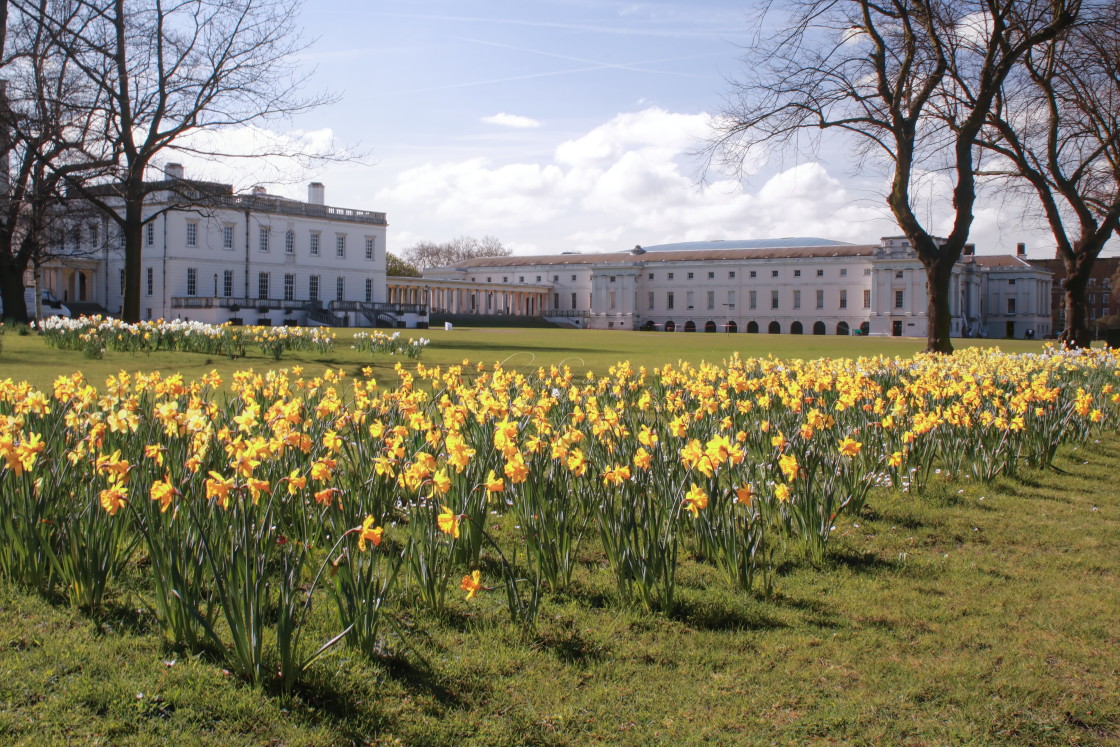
[481,113,543,128]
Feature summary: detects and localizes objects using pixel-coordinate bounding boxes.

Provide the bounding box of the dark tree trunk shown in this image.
[0,254,29,323]
[121,189,144,323]
[924,257,955,354]
[1060,255,1092,348]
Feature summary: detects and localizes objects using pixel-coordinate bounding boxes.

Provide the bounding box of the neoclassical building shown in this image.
[419,237,1053,338]
[41,165,426,328]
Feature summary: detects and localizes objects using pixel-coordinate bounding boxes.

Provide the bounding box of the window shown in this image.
[609,276,615,283]
[145,222,154,247]
[571,275,576,281]
[816,289,824,309]
[89,223,99,246]
[146,267,153,296]
[840,268,847,277]
[519,276,525,283]
[608,291,616,309]
[864,268,871,276]
[536,276,541,283]
[223,225,234,250]
[223,270,233,297]
[707,271,715,279]
[687,272,694,279]
[727,290,735,308]
[365,278,374,302]
[648,291,655,310]
[553,276,559,282]
[648,273,654,280]
[771,290,779,309]
[336,235,346,258]
[553,292,559,309]
[119,269,125,295]
[729,271,736,279]
[707,290,715,309]
[310,232,320,256]
[309,275,320,302]
[1008,279,1016,286]
[895,290,904,308]
[259,226,270,252]
[667,292,675,310]
[502,276,508,283]
[571,292,577,308]
[794,269,801,277]
[283,274,294,301]
[668,273,674,280]
[793,289,801,309]
[486,277,491,283]
[258,272,270,299]
[186,222,197,247]
[839,289,847,309]
[285,230,295,255]
[186,268,197,296]
[1089,293,1096,304]
[863,289,871,309]
[816,269,824,277]
[771,270,779,278]
[749,290,757,309]
[687,291,695,309]
[895,270,904,279]
[750,270,757,278]
[365,237,375,260]
[1007,297,1016,314]
[336,276,345,301]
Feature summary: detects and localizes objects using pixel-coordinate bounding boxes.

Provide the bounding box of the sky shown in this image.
[174,0,1106,259]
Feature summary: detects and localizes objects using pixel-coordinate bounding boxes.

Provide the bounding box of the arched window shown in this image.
[836,321,850,335]
[790,321,804,334]
[665,320,676,332]
[727,320,738,333]
[860,321,870,336]
[746,321,758,334]
[768,321,781,334]
[684,320,696,332]
[704,320,717,333]
[813,321,826,335]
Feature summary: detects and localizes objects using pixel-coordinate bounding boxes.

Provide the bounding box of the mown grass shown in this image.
[0,435,1117,744]
[1,323,1049,391]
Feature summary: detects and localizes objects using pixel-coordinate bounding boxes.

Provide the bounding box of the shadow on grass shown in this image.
[669,596,786,632]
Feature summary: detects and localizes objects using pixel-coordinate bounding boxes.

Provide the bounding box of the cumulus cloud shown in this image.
[481,113,543,128]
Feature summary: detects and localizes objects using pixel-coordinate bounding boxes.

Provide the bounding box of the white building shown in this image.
[42,165,426,328]
[420,237,1052,338]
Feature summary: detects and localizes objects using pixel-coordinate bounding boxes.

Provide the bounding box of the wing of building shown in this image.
[41,166,427,328]
[414,236,1053,338]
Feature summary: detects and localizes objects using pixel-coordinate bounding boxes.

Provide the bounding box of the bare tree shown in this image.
[708,0,1078,353]
[402,235,512,270]
[978,6,1120,347]
[37,0,330,322]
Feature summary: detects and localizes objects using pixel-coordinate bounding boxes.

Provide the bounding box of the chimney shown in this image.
[964,243,975,262]
[308,182,325,205]
[165,163,184,180]
[1016,242,1026,257]
[252,185,267,196]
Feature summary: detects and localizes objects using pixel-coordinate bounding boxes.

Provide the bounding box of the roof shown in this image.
[641,237,852,252]
[973,255,1039,269]
[434,242,877,271]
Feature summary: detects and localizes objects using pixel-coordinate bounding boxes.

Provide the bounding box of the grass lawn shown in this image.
[1,324,1050,390]
[0,327,1116,745]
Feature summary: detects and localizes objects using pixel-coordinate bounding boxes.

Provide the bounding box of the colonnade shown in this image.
[385,279,550,316]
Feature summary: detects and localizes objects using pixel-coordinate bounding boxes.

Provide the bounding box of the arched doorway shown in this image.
[768,321,781,334]
[746,321,758,334]
[790,321,803,335]
[727,320,738,333]
[665,320,675,332]
[641,320,655,331]
[813,321,826,335]
[684,320,696,332]
[836,321,850,335]
[704,320,717,333]
[860,321,870,336]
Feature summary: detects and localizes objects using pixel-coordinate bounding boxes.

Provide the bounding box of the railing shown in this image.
[329,300,427,315]
[544,309,591,318]
[209,194,387,225]
[306,307,345,326]
[171,296,309,311]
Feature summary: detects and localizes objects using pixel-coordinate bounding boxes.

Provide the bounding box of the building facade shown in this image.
[41,166,426,327]
[1027,256,1120,336]
[420,237,1053,338]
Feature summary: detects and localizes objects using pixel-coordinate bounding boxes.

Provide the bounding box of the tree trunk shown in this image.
[924,258,955,354]
[1060,258,1091,348]
[121,191,144,323]
[0,255,28,323]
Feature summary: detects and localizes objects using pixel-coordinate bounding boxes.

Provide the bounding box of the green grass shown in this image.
[1,328,1116,744]
[1,324,1051,391]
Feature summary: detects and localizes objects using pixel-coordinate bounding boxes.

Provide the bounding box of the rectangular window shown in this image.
[365,237,375,260]
[336,276,345,301]
[571,292,577,309]
[668,273,674,280]
[223,225,234,250]
[608,276,615,283]
[729,271,736,279]
[793,289,801,309]
[285,230,295,254]
[520,276,525,283]
[727,290,735,308]
[864,268,871,276]
[687,272,694,280]
[259,226,270,252]
[89,223,99,246]
[366,278,374,303]
[186,267,197,296]
[750,270,757,279]
[1008,279,1016,286]
[536,276,541,283]
[309,275,320,302]
[186,222,197,247]
[794,269,801,277]
[771,270,779,278]
[553,275,559,282]
[839,289,847,309]
[648,291,655,310]
[895,290,904,309]
[310,232,320,256]
[284,273,295,301]
[816,269,824,277]
[336,235,346,258]
[749,290,757,309]
[667,291,674,310]
[552,292,559,309]
[145,222,154,247]
[816,289,824,309]
[648,273,654,280]
[1007,297,1016,314]
[146,267,153,296]
[258,272,269,300]
[707,290,715,310]
[863,289,871,309]
[571,275,576,281]
[707,271,715,279]
[223,270,233,297]
[840,268,847,277]
[771,290,779,309]
[608,291,616,309]
[895,270,904,279]
[687,290,695,309]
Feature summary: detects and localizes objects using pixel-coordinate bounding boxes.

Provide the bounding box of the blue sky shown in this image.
[178,0,1093,258]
